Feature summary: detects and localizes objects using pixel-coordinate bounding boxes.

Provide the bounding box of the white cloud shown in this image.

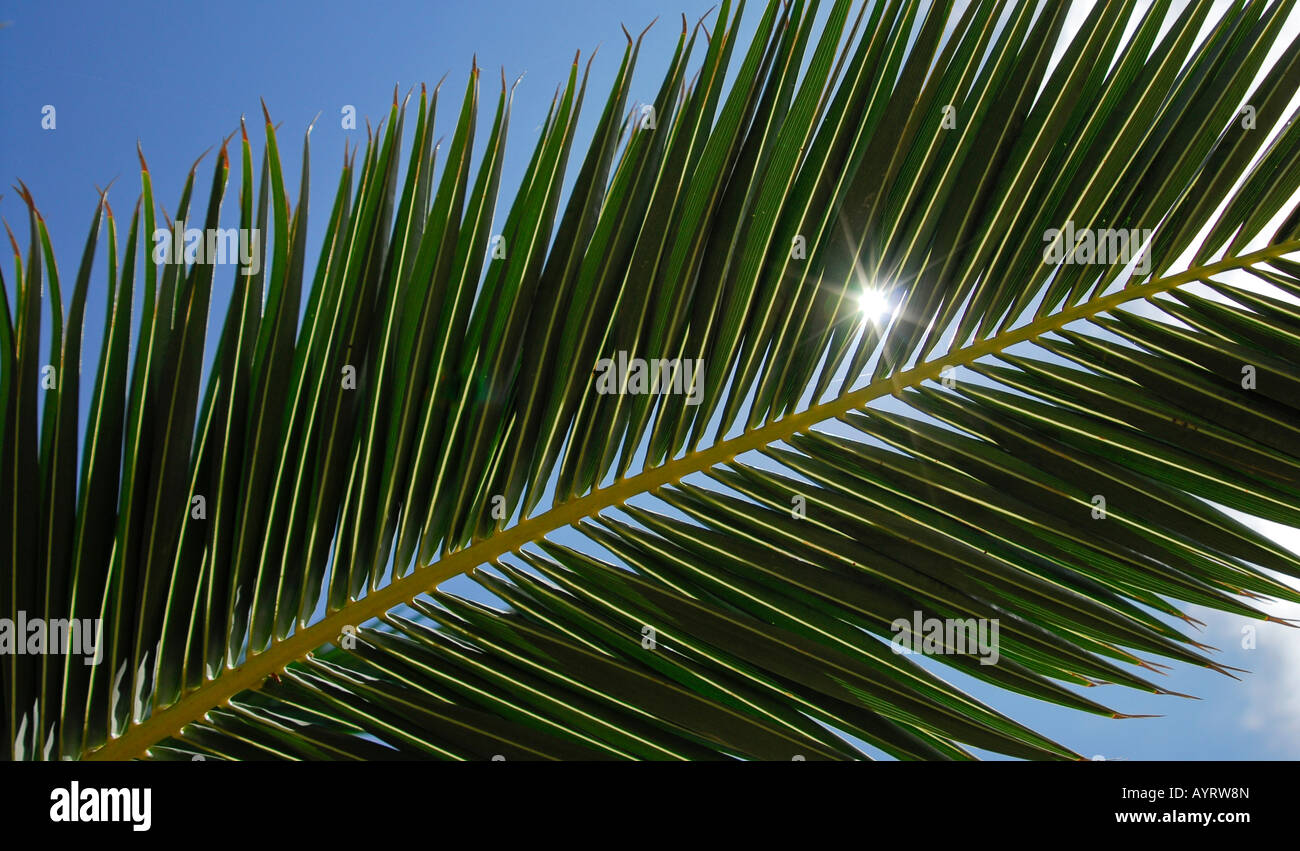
[1217,511,1300,752]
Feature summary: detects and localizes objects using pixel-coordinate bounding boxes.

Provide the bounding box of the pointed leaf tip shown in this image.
[188,145,212,175]
[3,218,20,257]
[14,180,41,220]
[621,22,631,43]
[136,140,149,172]
[219,129,237,161]
[1206,662,1244,680]
[260,97,272,125]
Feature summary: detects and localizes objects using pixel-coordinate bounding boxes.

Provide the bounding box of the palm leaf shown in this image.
[5,0,1300,761]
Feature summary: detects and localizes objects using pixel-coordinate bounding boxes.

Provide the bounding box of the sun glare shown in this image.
[857,288,891,323]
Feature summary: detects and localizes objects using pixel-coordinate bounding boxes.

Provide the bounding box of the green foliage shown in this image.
[5,0,1300,760]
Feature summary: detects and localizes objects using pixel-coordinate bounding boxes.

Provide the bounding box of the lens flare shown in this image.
[857,288,891,323]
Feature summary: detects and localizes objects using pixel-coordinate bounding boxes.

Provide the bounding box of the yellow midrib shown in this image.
[86,241,1299,759]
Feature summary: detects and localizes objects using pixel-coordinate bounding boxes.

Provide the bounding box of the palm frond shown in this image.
[5,0,1300,761]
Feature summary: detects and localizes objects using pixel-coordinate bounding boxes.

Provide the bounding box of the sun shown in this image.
[856,288,892,323]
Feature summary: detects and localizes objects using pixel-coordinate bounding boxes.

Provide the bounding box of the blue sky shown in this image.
[3,0,1300,760]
